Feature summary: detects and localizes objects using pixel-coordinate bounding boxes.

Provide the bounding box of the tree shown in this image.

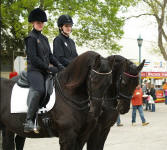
[1,0,55,70]
[1,0,138,71]
[144,0,167,60]
[126,0,167,60]
[56,0,139,52]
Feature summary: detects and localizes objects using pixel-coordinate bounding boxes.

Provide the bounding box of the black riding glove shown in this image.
[58,64,65,71]
[48,67,59,74]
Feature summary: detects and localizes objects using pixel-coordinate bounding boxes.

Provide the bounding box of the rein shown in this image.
[103,97,117,109]
[54,68,113,111]
[55,74,89,111]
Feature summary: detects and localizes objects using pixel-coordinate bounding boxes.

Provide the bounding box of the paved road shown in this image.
[24,103,167,150]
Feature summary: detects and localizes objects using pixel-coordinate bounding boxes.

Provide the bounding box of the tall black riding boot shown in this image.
[24,89,42,133]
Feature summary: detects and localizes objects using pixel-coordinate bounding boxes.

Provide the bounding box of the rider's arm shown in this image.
[53,37,70,67]
[26,37,48,70]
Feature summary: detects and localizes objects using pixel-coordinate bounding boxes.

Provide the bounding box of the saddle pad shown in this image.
[11,84,56,113]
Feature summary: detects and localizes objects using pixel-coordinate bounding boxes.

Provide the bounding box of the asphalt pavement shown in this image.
[21,103,167,150]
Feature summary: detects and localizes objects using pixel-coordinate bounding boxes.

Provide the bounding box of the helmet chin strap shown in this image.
[61,31,69,37]
[60,27,71,37]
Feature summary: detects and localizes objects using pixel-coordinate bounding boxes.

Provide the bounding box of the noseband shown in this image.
[117,72,139,101]
[88,69,112,101]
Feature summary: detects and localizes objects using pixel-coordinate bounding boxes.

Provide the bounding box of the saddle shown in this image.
[17,71,54,108]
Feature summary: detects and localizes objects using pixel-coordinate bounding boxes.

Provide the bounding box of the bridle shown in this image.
[55,74,89,111]
[116,71,139,102]
[88,69,113,102]
[54,68,112,111]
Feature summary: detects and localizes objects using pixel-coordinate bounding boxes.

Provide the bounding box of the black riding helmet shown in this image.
[57,15,73,27]
[28,8,47,22]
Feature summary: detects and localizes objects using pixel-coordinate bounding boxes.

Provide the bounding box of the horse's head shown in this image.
[64,51,113,116]
[87,55,113,117]
[116,59,145,114]
[107,55,145,114]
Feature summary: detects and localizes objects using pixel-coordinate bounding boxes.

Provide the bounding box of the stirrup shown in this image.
[33,111,40,134]
[23,120,34,133]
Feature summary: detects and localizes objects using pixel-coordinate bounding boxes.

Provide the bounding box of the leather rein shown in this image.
[55,69,112,111]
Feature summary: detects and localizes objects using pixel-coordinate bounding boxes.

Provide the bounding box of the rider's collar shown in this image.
[33,28,41,35]
[61,31,70,39]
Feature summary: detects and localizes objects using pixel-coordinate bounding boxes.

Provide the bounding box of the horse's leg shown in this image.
[0,131,2,150]
[2,129,15,150]
[86,123,111,150]
[87,110,118,150]
[86,125,101,150]
[76,113,99,150]
[15,135,26,150]
[59,129,78,150]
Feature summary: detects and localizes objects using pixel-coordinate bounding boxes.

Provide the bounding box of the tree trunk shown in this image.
[143,0,167,60]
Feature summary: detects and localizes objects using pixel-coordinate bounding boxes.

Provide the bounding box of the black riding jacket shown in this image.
[53,33,78,67]
[25,29,61,73]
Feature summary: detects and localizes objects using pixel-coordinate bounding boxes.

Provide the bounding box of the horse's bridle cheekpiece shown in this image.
[55,68,113,111]
[116,71,139,102]
[88,69,112,102]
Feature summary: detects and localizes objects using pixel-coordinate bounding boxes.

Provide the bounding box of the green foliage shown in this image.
[54,0,138,52]
[1,0,138,70]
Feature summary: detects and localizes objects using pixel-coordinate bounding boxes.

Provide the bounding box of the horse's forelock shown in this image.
[127,62,138,75]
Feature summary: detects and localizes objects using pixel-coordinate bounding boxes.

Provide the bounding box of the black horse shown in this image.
[0,51,114,150]
[85,55,145,150]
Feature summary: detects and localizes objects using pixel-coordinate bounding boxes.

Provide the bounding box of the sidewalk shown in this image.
[24,103,167,150]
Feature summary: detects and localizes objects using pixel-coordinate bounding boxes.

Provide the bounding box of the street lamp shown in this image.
[137,35,143,85]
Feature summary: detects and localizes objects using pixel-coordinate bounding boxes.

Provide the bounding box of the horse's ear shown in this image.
[137,59,145,72]
[107,55,115,69]
[111,55,116,69]
[92,55,101,69]
[123,59,128,70]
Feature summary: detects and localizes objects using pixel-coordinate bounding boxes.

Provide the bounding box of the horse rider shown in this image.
[53,15,78,67]
[24,8,64,133]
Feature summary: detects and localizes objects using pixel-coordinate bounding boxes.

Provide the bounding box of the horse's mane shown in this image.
[60,51,100,89]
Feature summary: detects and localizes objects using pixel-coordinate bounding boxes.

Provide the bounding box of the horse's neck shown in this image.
[103,85,117,107]
[57,73,88,101]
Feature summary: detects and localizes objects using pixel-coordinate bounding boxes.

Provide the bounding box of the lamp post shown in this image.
[137,35,143,85]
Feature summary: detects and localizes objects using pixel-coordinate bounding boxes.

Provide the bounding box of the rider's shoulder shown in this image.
[40,34,48,41]
[53,35,63,43]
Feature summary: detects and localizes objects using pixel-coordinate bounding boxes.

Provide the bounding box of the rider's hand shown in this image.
[48,67,58,74]
[58,64,65,71]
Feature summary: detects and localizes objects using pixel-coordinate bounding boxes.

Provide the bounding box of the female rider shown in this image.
[53,15,78,67]
[24,8,64,133]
